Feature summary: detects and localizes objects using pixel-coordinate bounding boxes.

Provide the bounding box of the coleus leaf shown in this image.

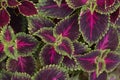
[0,70,13,80]
[6,56,36,75]
[104,52,120,72]
[66,0,88,9]
[16,33,39,56]
[0,42,6,62]
[35,28,56,44]
[37,0,73,18]
[96,28,118,51]
[96,0,120,14]
[75,50,100,71]
[33,65,68,80]
[53,0,63,7]
[7,0,20,7]
[62,56,78,70]
[54,13,80,41]
[89,71,107,80]
[0,8,10,27]
[11,72,31,80]
[55,37,74,58]
[79,9,108,44]
[1,26,15,43]
[28,15,54,34]
[110,8,119,23]
[40,44,62,65]
[18,0,37,16]
[73,41,90,55]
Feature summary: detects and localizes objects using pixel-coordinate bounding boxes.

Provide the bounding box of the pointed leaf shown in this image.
[62,56,78,70]
[1,26,15,43]
[54,0,63,7]
[33,65,68,80]
[89,71,107,80]
[75,50,100,71]
[0,8,10,27]
[96,28,118,51]
[54,14,80,41]
[6,56,36,75]
[35,28,56,43]
[79,9,108,44]
[96,1,120,14]
[7,0,20,7]
[73,41,90,55]
[28,15,54,34]
[40,44,62,65]
[66,0,88,9]
[11,72,31,80]
[18,0,37,16]
[104,52,120,72]
[55,37,74,57]
[16,33,39,56]
[0,42,6,62]
[37,0,73,18]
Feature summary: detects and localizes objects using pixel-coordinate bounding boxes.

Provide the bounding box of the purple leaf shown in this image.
[55,37,74,57]
[16,33,39,56]
[11,72,31,80]
[1,26,15,43]
[0,43,6,62]
[116,16,120,26]
[38,0,73,18]
[28,15,54,34]
[75,50,100,71]
[96,28,118,51]
[89,71,107,80]
[110,8,119,23]
[40,44,62,65]
[66,0,88,9]
[104,52,120,72]
[73,41,90,55]
[62,56,78,70]
[7,0,20,7]
[33,65,68,80]
[35,28,56,43]
[96,0,119,14]
[79,9,108,44]
[6,56,36,75]
[0,8,10,27]
[54,14,80,41]
[18,0,37,16]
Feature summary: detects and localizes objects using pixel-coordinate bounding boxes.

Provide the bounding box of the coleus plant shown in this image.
[0,0,120,80]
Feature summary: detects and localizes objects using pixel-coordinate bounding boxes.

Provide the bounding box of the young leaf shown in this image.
[54,14,80,41]
[104,52,120,72]
[53,0,63,7]
[0,42,6,62]
[7,0,20,7]
[37,0,73,18]
[55,37,74,58]
[79,9,108,44]
[6,56,36,75]
[11,72,31,80]
[28,15,54,34]
[16,33,39,56]
[33,65,68,80]
[1,26,15,43]
[96,28,118,51]
[73,41,90,55]
[75,50,100,71]
[18,0,37,16]
[66,0,88,9]
[40,44,62,65]
[35,28,56,43]
[0,8,10,27]
[89,71,107,80]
